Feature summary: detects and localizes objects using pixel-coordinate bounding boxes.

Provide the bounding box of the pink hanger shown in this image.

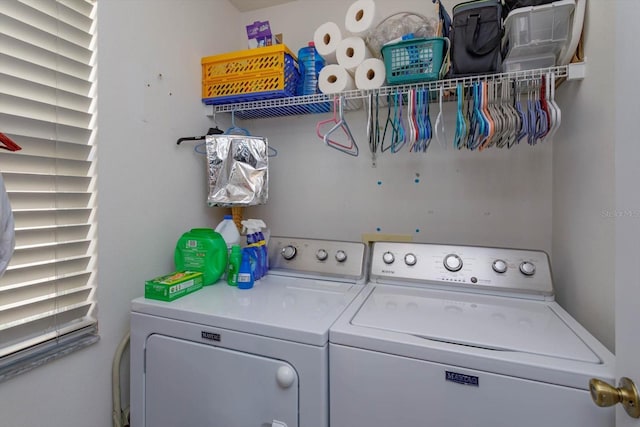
[315,96,358,156]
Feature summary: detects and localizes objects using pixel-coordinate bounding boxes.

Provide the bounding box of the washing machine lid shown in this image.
[132,274,363,346]
[350,285,600,363]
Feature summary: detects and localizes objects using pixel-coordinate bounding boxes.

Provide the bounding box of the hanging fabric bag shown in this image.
[450,0,503,77]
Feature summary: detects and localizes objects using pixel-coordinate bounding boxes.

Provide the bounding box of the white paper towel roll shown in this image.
[319,64,356,94]
[355,58,386,90]
[313,21,342,64]
[336,36,372,75]
[345,0,378,36]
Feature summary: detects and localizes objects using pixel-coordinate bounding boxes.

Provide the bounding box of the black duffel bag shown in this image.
[450,0,503,77]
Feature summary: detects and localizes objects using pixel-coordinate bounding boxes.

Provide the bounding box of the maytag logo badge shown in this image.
[201,331,221,342]
[446,371,479,387]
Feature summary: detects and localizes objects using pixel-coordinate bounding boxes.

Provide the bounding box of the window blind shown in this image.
[0,0,97,378]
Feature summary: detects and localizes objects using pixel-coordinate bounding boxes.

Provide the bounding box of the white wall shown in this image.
[0,1,241,426]
[0,1,615,426]
[552,0,615,351]
[242,0,553,251]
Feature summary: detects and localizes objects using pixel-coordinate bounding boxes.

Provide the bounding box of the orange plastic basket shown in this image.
[201,45,299,105]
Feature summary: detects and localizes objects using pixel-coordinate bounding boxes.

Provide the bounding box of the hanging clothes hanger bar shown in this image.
[210,64,578,120]
[0,133,22,151]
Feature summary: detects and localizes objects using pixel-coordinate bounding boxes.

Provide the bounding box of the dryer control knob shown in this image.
[335,250,347,263]
[444,254,463,272]
[382,251,395,264]
[492,259,508,274]
[404,253,417,266]
[276,365,296,388]
[281,245,297,260]
[316,249,328,261]
[519,261,536,276]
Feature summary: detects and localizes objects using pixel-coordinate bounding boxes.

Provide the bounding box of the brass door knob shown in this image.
[590,377,640,419]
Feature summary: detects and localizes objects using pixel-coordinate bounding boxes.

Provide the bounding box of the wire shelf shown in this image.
[207,63,583,120]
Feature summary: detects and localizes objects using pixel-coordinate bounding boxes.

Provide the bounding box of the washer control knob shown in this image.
[492,259,508,274]
[382,251,395,264]
[281,245,297,261]
[404,253,417,266]
[519,261,536,276]
[316,249,328,261]
[335,250,347,263]
[276,365,296,389]
[444,254,463,272]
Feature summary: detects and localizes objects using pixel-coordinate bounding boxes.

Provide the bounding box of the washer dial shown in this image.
[335,250,347,263]
[316,249,328,261]
[519,261,536,276]
[281,245,297,260]
[404,253,417,266]
[382,251,395,265]
[492,259,508,274]
[443,254,463,272]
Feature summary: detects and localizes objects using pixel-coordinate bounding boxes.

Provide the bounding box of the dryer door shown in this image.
[144,334,298,427]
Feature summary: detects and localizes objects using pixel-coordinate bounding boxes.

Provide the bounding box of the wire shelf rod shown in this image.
[208,63,581,119]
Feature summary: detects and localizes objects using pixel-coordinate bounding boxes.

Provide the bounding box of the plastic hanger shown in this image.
[454,83,466,150]
[500,80,518,148]
[470,82,486,151]
[391,91,406,153]
[505,80,521,148]
[539,76,552,140]
[545,72,562,141]
[0,133,22,151]
[318,96,359,157]
[489,82,506,148]
[422,88,433,152]
[534,81,548,144]
[316,97,341,142]
[316,97,354,152]
[407,89,418,152]
[367,93,381,166]
[479,81,495,151]
[464,87,473,149]
[381,93,395,153]
[434,85,447,149]
[525,81,548,146]
[226,111,251,136]
[514,81,528,144]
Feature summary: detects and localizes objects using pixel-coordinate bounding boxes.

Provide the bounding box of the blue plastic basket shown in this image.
[381,37,447,85]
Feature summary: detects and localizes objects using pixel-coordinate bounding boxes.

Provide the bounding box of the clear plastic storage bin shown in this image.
[503,53,556,72]
[503,0,575,60]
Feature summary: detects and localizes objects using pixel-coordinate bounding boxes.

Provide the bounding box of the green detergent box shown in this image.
[145,271,204,302]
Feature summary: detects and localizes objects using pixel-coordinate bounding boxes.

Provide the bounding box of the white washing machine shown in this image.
[330,242,615,427]
[130,237,367,427]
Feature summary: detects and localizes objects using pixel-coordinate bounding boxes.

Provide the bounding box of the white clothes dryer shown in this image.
[330,242,615,427]
[130,237,367,427]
